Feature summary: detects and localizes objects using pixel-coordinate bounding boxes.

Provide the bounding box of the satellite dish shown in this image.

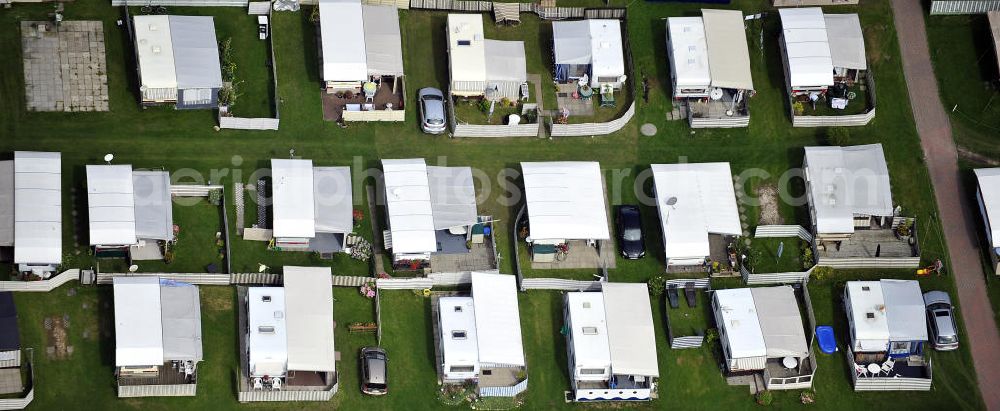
[104,154,114,164]
[128,265,139,273]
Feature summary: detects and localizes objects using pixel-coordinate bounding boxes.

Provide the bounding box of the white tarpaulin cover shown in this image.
[383,159,436,254]
[602,283,659,377]
[703,9,754,91]
[160,280,203,362]
[134,15,178,89]
[880,279,928,342]
[448,14,487,88]
[272,159,316,239]
[87,165,137,247]
[427,166,477,230]
[824,14,867,70]
[565,292,611,375]
[975,168,1000,248]
[845,281,890,352]
[283,266,336,372]
[362,5,404,76]
[652,163,741,264]
[484,40,527,83]
[522,162,610,242]
[0,161,11,247]
[750,286,808,358]
[471,272,525,367]
[247,286,287,377]
[588,20,625,84]
[779,8,834,89]
[714,288,766,360]
[552,20,592,65]
[804,144,893,235]
[114,277,164,367]
[13,152,62,265]
[168,16,223,89]
[313,166,353,234]
[667,17,711,90]
[132,171,173,241]
[320,0,368,82]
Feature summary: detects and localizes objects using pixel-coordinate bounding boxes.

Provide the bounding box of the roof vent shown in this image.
[152,45,161,54]
[273,310,283,319]
[582,327,598,335]
[866,312,875,319]
[861,286,870,291]
[453,305,463,312]
[582,302,591,309]
[149,24,158,31]
[258,326,275,334]
[262,295,271,302]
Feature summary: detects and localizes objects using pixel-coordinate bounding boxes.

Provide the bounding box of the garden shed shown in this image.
[974,168,1000,274]
[270,159,353,253]
[651,163,741,267]
[133,15,222,109]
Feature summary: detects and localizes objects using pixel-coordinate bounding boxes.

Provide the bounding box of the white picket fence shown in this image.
[815,257,922,269]
[170,184,223,197]
[670,336,705,349]
[453,123,540,138]
[0,270,78,292]
[376,278,434,290]
[740,266,813,285]
[754,225,814,243]
[113,0,248,5]
[550,102,635,137]
[428,271,473,286]
[218,116,280,130]
[930,0,1000,14]
[0,389,32,410]
[520,278,602,291]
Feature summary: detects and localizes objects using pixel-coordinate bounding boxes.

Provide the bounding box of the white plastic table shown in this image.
[782,356,798,369]
[867,363,881,375]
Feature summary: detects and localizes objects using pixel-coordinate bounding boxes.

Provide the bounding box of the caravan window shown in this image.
[580,368,605,375]
[890,341,910,355]
[581,327,599,335]
[450,365,474,373]
[451,330,468,340]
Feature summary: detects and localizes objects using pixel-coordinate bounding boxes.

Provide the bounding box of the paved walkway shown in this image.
[892,2,1000,409]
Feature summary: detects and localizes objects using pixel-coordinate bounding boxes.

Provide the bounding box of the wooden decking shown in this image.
[817,229,916,259]
[530,240,617,270]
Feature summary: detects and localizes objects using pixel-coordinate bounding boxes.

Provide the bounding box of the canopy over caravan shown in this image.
[750,287,808,360]
[87,165,173,251]
[880,279,928,357]
[271,159,353,252]
[446,14,526,100]
[975,168,1000,250]
[824,14,866,72]
[521,161,610,244]
[803,144,893,237]
[651,163,741,266]
[779,8,833,92]
[602,283,658,378]
[553,20,626,88]
[703,9,753,91]
[471,272,525,368]
[3,152,62,273]
[284,266,337,373]
[362,5,404,78]
[133,15,223,108]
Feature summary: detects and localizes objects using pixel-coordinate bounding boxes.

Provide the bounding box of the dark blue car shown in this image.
[617,205,645,259]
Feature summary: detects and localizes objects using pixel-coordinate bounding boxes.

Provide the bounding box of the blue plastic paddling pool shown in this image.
[816,326,837,354]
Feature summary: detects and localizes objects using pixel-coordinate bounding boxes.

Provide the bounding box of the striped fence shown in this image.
[170,184,223,197]
[664,278,709,350]
[218,116,280,130]
[815,257,922,269]
[376,277,434,290]
[238,386,339,402]
[930,0,1000,14]
[670,336,705,349]
[754,225,814,243]
[0,270,78,292]
[248,1,270,14]
[97,272,369,286]
[409,0,492,11]
[453,123,541,138]
[664,278,710,289]
[520,278,602,291]
[772,0,859,6]
[550,102,636,137]
[428,271,474,286]
[0,390,32,411]
[118,383,197,398]
[112,0,247,5]
[690,115,750,129]
[790,72,877,128]
[740,266,813,285]
[479,378,529,397]
[229,273,282,285]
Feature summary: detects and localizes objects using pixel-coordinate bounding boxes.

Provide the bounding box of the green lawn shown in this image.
[748,237,811,274]
[0,0,988,409]
[138,199,225,274]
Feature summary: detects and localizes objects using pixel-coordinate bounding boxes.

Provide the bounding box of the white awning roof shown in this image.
[552,20,592,65]
[283,266,336,372]
[160,281,203,362]
[652,163,741,264]
[780,8,834,89]
[565,292,611,371]
[87,165,137,247]
[602,283,658,377]
[271,159,316,239]
[522,161,610,242]
[132,171,173,241]
[13,152,62,265]
[484,40,527,83]
[471,272,525,367]
[438,296,479,373]
[667,17,711,89]
[845,281,890,352]
[0,161,11,247]
[169,16,223,89]
[750,286,808,359]
[313,166,353,234]
[714,288,766,360]
[427,166,477,230]
[247,287,287,377]
[824,14,867,70]
[589,20,625,81]
[881,279,928,342]
[975,168,1000,248]
[383,159,436,254]
[362,5,404,76]
[804,144,893,235]
[114,277,164,367]
[319,0,368,82]
[134,15,178,89]
[703,9,754,90]
[448,14,487,85]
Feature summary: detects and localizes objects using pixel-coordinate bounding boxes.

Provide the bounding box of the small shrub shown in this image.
[801,243,814,269]
[704,328,719,346]
[216,239,225,248]
[812,266,834,281]
[309,6,320,24]
[163,250,175,264]
[208,189,223,206]
[477,99,491,113]
[756,390,774,406]
[647,273,666,296]
[792,101,805,116]
[826,127,851,146]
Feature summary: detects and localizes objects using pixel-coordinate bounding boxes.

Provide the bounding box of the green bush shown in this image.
[812,266,834,281]
[801,243,815,269]
[826,127,851,146]
[208,189,223,206]
[756,390,774,406]
[647,273,666,296]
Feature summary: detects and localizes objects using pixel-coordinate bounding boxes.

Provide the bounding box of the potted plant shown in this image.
[895,220,912,240]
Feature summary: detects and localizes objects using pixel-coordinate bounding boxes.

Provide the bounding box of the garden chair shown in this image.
[684,282,697,308]
[253,378,264,390]
[520,83,529,102]
[272,377,282,391]
[880,357,895,376]
[667,285,680,309]
[854,363,868,378]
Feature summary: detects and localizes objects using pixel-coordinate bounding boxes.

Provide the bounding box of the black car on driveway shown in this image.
[617,205,645,259]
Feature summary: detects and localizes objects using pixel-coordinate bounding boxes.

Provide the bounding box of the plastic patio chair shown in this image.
[880,357,895,376]
[854,363,868,378]
[667,285,680,309]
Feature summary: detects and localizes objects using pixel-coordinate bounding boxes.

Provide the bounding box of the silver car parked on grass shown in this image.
[923,291,959,351]
[418,87,447,134]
